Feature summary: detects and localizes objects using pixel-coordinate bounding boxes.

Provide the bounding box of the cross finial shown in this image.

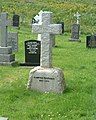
[74,12,81,24]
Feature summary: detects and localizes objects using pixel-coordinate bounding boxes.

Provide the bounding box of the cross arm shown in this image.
[48,24,62,34]
[32,23,43,34]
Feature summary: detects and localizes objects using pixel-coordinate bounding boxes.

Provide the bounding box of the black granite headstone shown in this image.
[20,40,41,66]
[70,23,80,41]
[86,35,96,48]
[13,14,20,27]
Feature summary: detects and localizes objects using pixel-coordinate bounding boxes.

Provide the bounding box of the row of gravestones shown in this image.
[0,10,96,120]
[0,11,96,92]
[0,11,66,94]
[0,12,95,65]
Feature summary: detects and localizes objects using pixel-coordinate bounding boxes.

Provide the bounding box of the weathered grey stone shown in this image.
[0,54,15,62]
[38,34,55,47]
[69,24,80,41]
[0,46,12,54]
[0,12,16,65]
[0,61,16,65]
[0,12,11,47]
[28,67,66,93]
[34,11,55,47]
[0,117,8,120]
[28,11,66,93]
[69,12,81,42]
[7,32,18,52]
[32,11,62,68]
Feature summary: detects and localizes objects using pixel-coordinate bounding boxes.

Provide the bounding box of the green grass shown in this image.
[0,0,96,119]
[0,0,96,33]
[0,26,96,119]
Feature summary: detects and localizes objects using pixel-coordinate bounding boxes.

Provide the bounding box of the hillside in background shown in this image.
[0,0,96,34]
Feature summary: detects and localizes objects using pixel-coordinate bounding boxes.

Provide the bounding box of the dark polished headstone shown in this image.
[86,35,96,48]
[20,40,41,66]
[69,23,80,41]
[13,14,20,27]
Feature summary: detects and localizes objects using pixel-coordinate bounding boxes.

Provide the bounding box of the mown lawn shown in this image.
[0,25,96,119]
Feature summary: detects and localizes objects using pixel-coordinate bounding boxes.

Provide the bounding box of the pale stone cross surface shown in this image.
[0,12,11,47]
[74,12,81,24]
[32,11,62,68]
[33,10,55,47]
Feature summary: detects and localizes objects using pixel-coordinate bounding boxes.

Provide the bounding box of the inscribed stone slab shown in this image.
[28,67,66,93]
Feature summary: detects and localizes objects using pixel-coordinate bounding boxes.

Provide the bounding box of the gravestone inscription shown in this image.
[20,40,40,66]
[86,35,96,48]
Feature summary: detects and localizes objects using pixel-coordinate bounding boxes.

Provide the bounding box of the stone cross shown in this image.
[33,10,55,47]
[74,12,81,24]
[32,11,62,68]
[0,12,11,47]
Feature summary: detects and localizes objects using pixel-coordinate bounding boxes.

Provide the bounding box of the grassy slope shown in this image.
[0,0,96,33]
[0,0,96,120]
[0,27,96,119]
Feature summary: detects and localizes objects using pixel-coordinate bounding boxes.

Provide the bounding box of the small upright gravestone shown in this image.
[86,35,96,48]
[13,14,20,27]
[0,12,16,65]
[27,11,66,93]
[69,12,81,42]
[20,40,40,66]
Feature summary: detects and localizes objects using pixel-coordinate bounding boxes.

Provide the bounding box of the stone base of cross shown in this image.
[28,11,66,93]
[27,66,66,93]
[0,46,16,65]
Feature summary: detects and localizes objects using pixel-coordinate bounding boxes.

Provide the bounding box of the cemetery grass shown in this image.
[0,27,96,119]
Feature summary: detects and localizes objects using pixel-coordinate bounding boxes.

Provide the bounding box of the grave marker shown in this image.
[13,14,20,27]
[33,11,65,47]
[0,12,15,65]
[86,35,96,48]
[20,40,40,66]
[27,11,66,93]
[7,32,18,52]
[69,12,81,42]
